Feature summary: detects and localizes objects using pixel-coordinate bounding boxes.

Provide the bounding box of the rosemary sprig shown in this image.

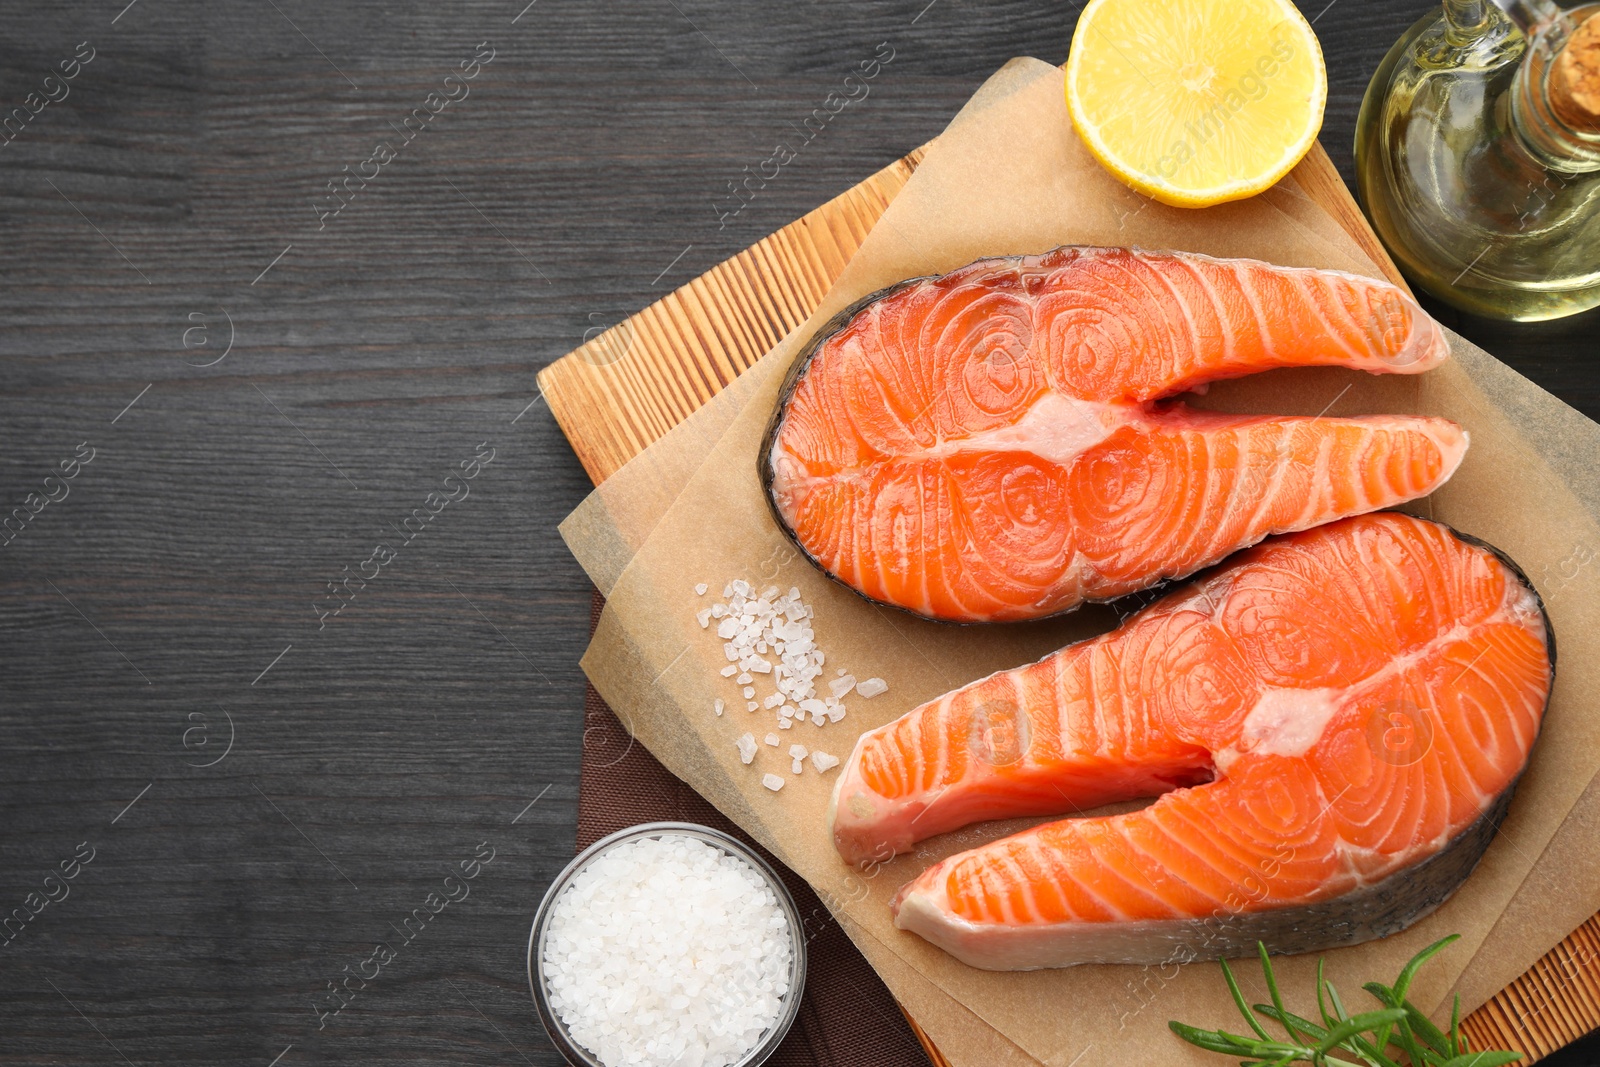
[1168,934,1524,1067]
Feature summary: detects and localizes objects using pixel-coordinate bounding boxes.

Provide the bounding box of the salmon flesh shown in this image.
[830,514,1553,969]
[762,247,1466,623]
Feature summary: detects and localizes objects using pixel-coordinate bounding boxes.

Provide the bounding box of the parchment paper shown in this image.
[568,58,1600,1064]
[562,362,768,598]
[1448,768,1600,1022]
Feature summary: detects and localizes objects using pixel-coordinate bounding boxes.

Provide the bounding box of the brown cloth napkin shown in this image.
[576,591,930,1067]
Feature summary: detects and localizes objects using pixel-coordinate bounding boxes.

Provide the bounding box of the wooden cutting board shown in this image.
[538,139,1600,1064]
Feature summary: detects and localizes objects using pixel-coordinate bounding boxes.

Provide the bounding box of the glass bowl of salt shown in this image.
[528,821,807,1067]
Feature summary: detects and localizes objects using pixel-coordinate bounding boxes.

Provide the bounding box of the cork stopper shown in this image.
[1550,14,1600,132]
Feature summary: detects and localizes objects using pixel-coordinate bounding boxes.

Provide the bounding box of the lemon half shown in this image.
[1065,0,1327,208]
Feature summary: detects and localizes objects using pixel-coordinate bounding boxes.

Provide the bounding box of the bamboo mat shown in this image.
[539,139,1600,1064]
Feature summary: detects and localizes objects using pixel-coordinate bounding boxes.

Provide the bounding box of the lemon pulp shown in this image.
[1065,0,1327,208]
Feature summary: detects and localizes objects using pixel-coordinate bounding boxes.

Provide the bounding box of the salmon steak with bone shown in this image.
[829,515,1553,969]
[762,247,1465,623]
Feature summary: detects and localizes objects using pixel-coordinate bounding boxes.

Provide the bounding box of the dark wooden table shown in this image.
[1,3,1594,1065]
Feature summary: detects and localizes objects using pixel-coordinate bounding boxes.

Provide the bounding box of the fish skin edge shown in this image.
[890,786,1518,971]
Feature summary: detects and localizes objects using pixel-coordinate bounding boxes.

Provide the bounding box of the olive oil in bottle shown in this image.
[1355,0,1600,321]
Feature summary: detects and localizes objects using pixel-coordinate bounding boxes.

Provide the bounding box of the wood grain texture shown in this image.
[0,1,1594,1066]
[1465,916,1600,1062]
[539,148,924,482]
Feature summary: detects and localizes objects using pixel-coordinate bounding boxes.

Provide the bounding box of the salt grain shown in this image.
[543,835,792,1067]
[810,751,840,773]
[696,579,888,788]
[714,699,725,717]
[856,677,888,698]
[695,580,856,731]
[695,582,709,596]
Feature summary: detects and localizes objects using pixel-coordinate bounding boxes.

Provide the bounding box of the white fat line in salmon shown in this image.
[1110,779,1372,1028]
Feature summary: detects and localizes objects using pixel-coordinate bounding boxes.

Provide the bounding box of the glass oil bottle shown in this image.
[1355,0,1600,320]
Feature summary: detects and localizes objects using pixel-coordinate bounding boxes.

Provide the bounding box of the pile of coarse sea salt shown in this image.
[695,579,887,791]
[544,834,794,1067]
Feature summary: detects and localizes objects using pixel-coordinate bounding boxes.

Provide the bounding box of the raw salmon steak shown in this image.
[829,514,1553,969]
[762,247,1466,623]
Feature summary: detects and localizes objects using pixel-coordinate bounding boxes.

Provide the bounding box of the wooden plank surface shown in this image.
[2,1,1595,1066]
[538,146,924,483]
[541,138,1600,1064]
